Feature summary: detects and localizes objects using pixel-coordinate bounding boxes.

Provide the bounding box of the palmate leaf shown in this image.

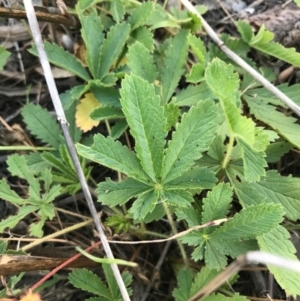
[96,178,152,207]
[257,226,300,296]
[210,204,284,242]
[78,9,104,78]
[98,22,131,79]
[29,42,90,81]
[161,99,218,183]
[233,170,300,221]
[76,134,150,183]
[22,103,64,148]
[160,30,189,104]
[120,75,167,181]
[127,41,157,83]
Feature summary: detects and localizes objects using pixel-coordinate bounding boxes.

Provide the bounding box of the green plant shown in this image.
[68,265,132,301]
[2,0,300,299]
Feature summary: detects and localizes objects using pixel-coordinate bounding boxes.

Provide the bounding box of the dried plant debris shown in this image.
[246,3,300,47]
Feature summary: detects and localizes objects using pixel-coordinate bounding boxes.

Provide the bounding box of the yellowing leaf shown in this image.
[20,290,42,301]
[76,93,101,132]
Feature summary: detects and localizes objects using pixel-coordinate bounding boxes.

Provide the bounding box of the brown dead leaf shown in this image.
[74,42,87,66]
[76,93,101,132]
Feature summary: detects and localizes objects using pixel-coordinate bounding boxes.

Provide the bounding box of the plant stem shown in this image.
[222,133,235,169]
[162,202,189,267]
[22,218,95,251]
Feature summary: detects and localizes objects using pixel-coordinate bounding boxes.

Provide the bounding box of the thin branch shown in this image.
[22,1,130,300]
[180,0,300,117]
[0,7,77,26]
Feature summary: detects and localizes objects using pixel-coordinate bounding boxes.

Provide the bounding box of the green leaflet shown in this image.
[127,41,157,83]
[160,30,189,104]
[205,240,227,270]
[257,226,300,296]
[173,269,194,301]
[98,22,131,79]
[76,134,150,183]
[7,154,40,200]
[69,268,111,298]
[129,27,154,51]
[96,178,152,207]
[237,21,300,68]
[161,190,193,207]
[161,99,218,183]
[29,42,90,81]
[22,103,64,149]
[237,138,267,182]
[173,83,214,106]
[110,0,125,23]
[246,99,300,148]
[0,206,38,233]
[120,75,167,181]
[129,189,159,221]
[69,266,132,300]
[0,179,25,205]
[90,106,124,121]
[202,183,232,224]
[233,170,300,221]
[205,294,250,301]
[188,34,207,64]
[128,2,154,30]
[164,167,217,190]
[79,9,104,78]
[210,204,284,241]
[0,46,10,70]
[176,206,201,227]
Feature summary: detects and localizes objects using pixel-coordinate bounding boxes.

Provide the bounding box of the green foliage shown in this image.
[0,154,60,237]
[237,21,300,67]
[3,1,300,299]
[0,46,10,70]
[77,75,218,221]
[69,266,132,301]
